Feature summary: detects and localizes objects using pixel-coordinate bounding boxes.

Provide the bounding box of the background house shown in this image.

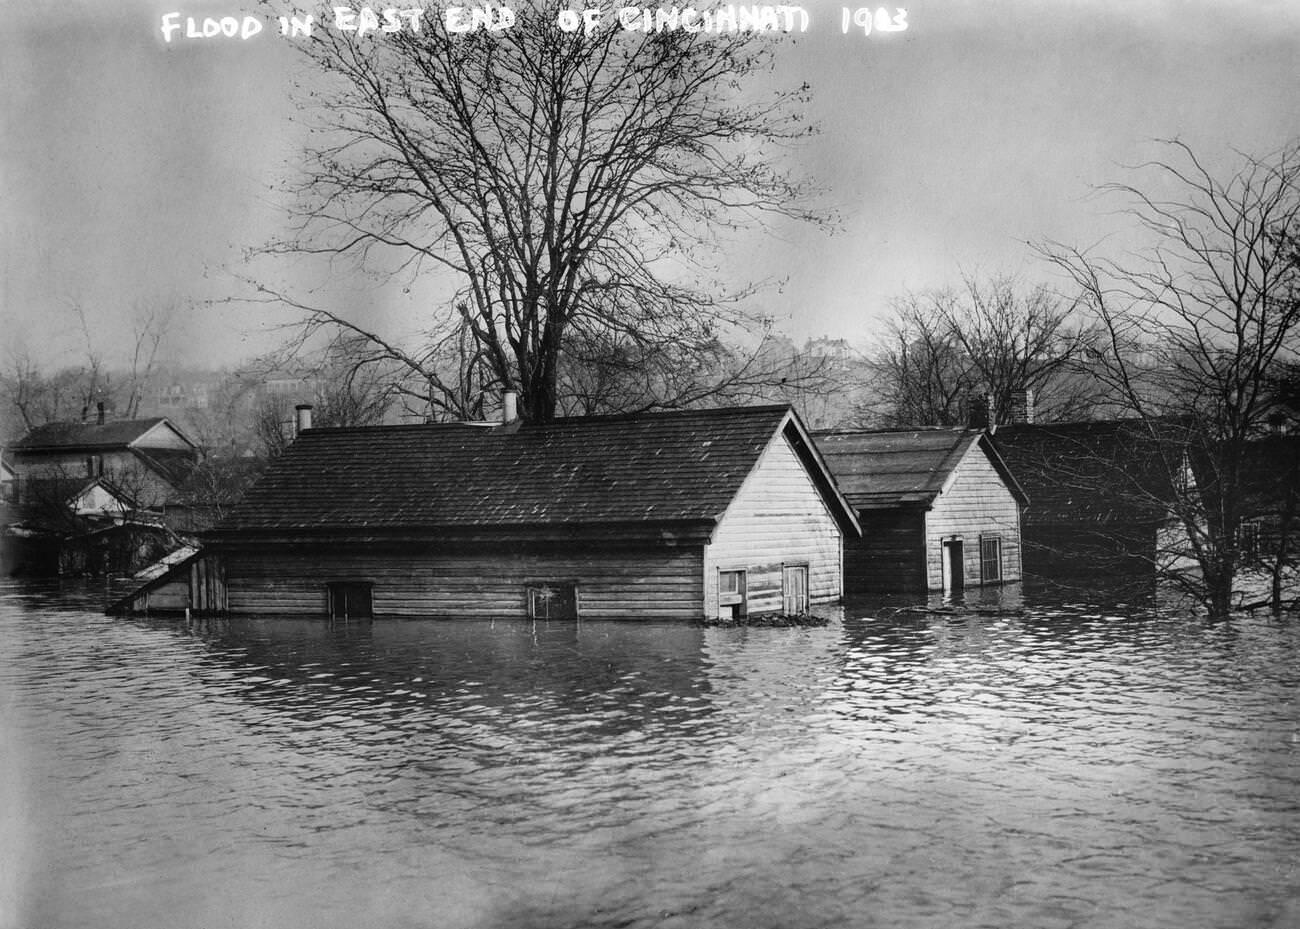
[2,410,197,575]
[7,410,198,509]
[814,428,1025,594]
[112,405,860,620]
[1212,434,1300,608]
[989,420,1187,582]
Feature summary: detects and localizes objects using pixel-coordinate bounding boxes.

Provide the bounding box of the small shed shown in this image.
[814,429,1026,593]
[110,405,860,621]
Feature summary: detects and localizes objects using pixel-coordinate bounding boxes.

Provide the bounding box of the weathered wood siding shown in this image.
[703,432,843,616]
[114,554,226,614]
[923,445,1022,589]
[843,509,927,593]
[219,545,704,620]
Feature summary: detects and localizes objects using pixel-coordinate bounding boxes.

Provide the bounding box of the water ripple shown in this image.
[2,582,1298,929]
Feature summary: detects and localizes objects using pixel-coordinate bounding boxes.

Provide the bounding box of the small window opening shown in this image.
[327,581,373,620]
[526,583,578,620]
[718,569,747,620]
[1239,519,1262,561]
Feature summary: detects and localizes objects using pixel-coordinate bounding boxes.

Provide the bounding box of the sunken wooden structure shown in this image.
[989,420,1188,581]
[814,429,1026,593]
[110,406,860,621]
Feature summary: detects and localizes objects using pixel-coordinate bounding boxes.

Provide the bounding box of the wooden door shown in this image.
[782,565,809,615]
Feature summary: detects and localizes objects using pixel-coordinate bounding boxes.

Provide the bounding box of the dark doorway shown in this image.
[327,582,374,620]
[942,540,965,592]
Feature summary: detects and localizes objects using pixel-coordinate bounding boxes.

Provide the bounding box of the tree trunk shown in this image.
[1204,563,1234,620]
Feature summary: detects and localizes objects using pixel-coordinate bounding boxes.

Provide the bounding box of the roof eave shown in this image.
[778,411,863,538]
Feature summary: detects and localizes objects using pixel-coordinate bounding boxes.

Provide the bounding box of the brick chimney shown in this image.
[1009,388,1035,425]
[502,390,519,424]
[96,401,105,425]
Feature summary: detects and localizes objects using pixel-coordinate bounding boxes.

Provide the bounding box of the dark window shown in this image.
[85,455,103,478]
[718,569,747,620]
[526,583,578,620]
[980,536,1002,583]
[1239,520,1262,561]
[327,582,373,620]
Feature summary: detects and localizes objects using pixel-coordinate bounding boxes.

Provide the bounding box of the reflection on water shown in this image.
[2,580,1298,929]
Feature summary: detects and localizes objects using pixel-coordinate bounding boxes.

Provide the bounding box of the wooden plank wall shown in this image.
[843,509,927,592]
[116,553,226,614]
[704,432,843,616]
[221,546,704,620]
[924,445,1023,589]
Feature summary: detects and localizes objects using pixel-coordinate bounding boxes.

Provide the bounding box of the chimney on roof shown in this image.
[1010,388,1035,425]
[502,390,519,425]
[294,403,313,437]
[96,401,105,426]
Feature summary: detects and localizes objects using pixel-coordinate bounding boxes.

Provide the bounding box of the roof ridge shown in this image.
[292,405,792,436]
[814,426,971,436]
[537,404,789,426]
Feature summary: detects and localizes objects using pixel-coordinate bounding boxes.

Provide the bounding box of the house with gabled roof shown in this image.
[110,405,860,621]
[989,419,1189,580]
[814,428,1026,593]
[4,412,199,576]
[7,411,198,512]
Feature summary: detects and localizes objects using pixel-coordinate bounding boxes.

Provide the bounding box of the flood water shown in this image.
[2,580,1298,929]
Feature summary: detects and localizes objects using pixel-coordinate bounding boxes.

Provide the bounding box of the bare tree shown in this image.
[249,333,403,458]
[268,2,823,421]
[1,352,108,438]
[1,349,66,434]
[556,321,836,417]
[1042,139,1300,617]
[121,298,177,418]
[1,297,179,438]
[859,274,1102,428]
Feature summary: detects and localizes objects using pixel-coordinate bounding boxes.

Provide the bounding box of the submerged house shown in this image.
[989,419,1189,580]
[111,405,860,621]
[3,412,197,575]
[6,411,198,511]
[813,429,1026,593]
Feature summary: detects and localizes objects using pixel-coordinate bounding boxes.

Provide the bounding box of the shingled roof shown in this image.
[813,428,1025,511]
[990,420,1183,524]
[207,405,854,544]
[13,418,193,452]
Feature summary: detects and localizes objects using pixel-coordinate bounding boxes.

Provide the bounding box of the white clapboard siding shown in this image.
[923,443,1023,589]
[704,431,843,616]
[222,547,704,620]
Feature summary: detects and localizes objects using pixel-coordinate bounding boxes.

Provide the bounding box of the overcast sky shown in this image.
[5,0,1300,371]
